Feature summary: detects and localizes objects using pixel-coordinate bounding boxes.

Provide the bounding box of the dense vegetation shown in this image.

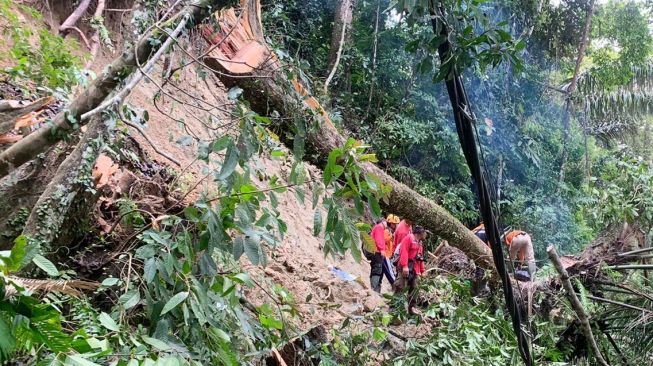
[0,0,651,365]
[266,0,653,258]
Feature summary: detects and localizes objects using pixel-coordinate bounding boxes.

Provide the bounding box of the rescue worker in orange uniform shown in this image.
[505,230,536,277]
[395,226,427,315]
[369,215,399,292]
[382,214,400,286]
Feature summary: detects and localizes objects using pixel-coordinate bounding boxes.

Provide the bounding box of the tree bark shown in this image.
[324,0,356,94]
[558,0,595,187]
[364,2,381,119]
[21,116,108,257]
[85,0,107,69]
[547,245,609,366]
[0,0,227,180]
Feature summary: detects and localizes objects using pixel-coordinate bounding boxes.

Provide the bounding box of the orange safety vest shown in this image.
[505,230,526,245]
[384,228,394,258]
[505,230,528,262]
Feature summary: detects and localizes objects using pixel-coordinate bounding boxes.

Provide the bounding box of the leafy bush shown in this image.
[0,0,83,92]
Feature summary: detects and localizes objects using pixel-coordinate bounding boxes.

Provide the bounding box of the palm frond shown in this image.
[4,276,99,298]
[595,279,653,363]
[568,65,653,139]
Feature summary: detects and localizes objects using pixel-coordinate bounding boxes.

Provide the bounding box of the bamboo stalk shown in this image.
[617,247,653,257]
[607,264,653,271]
[547,246,609,366]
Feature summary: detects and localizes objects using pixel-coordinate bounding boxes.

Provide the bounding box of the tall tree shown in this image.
[324,0,356,94]
[558,0,596,187]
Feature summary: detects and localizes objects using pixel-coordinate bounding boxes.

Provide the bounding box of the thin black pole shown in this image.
[428,2,533,365]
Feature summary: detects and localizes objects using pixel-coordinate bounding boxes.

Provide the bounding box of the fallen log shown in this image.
[201,0,494,271]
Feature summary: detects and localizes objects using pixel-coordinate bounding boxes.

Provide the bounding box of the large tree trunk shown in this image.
[202,0,495,272]
[558,0,595,187]
[21,116,108,259]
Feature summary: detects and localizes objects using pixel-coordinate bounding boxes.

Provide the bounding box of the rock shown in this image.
[363,294,384,312]
[342,302,364,316]
[282,260,297,273]
[301,273,319,282]
[314,279,333,289]
[267,262,285,274]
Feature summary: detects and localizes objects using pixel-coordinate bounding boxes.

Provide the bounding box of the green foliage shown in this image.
[581,146,653,230]
[391,0,526,80]
[0,0,83,92]
[589,0,652,88]
[323,276,567,365]
[0,239,74,362]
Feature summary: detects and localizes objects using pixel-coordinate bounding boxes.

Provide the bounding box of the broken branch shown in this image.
[547,245,609,366]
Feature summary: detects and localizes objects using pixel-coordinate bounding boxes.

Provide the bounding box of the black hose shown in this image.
[428,2,533,365]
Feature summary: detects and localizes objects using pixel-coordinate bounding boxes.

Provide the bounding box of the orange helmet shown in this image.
[386,214,400,224]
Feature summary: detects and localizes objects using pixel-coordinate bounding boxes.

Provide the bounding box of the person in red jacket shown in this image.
[369,215,399,292]
[394,225,427,315]
[393,219,412,247]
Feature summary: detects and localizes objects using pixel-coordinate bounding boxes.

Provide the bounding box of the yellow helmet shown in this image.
[386,214,400,224]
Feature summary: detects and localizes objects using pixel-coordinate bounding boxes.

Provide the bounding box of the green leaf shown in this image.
[122,290,140,310]
[217,143,239,181]
[313,209,322,236]
[65,355,103,366]
[271,150,286,158]
[143,258,157,283]
[368,196,382,218]
[211,135,232,152]
[373,327,387,342]
[161,292,189,315]
[142,336,171,351]
[98,312,119,332]
[0,318,16,362]
[32,254,59,276]
[101,277,119,287]
[244,236,262,265]
[6,235,30,272]
[233,236,244,260]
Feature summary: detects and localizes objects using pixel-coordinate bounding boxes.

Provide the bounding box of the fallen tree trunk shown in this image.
[21,116,108,259]
[202,0,494,271]
[0,0,228,180]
